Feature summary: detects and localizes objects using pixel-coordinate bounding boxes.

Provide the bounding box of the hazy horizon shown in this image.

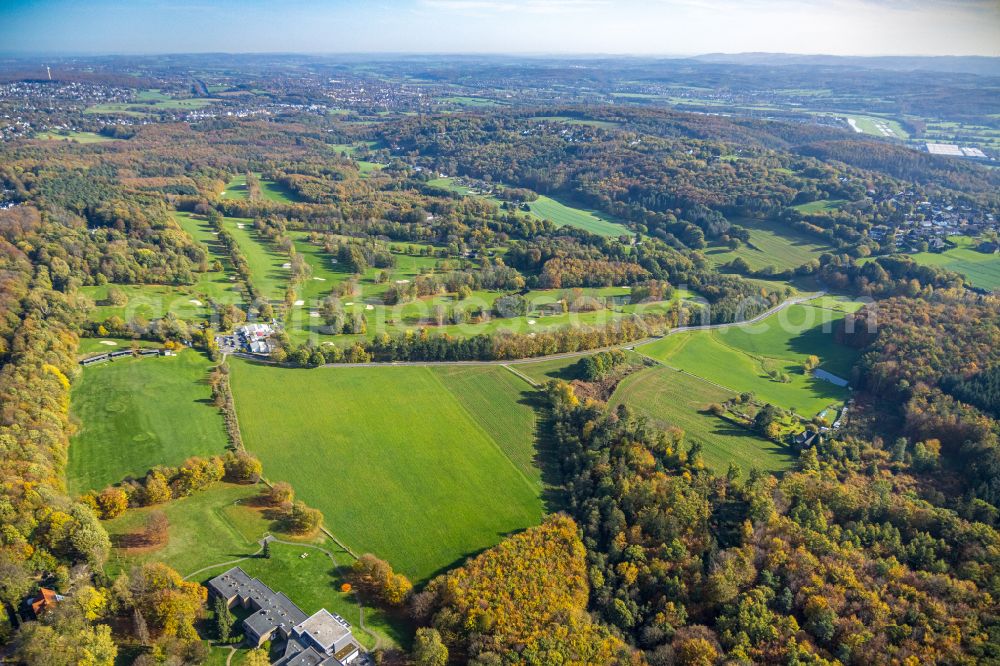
[2,0,998,58]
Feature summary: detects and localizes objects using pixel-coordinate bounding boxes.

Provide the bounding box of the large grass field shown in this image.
[610,367,795,473]
[68,350,228,493]
[101,482,405,649]
[638,302,857,416]
[906,236,1000,292]
[34,130,116,143]
[229,361,544,583]
[424,177,628,237]
[705,217,836,271]
[85,97,218,115]
[526,195,629,237]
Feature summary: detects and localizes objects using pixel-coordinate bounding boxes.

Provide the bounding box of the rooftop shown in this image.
[294,608,352,652]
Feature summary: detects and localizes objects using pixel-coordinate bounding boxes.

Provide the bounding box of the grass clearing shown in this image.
[68,350,228,493]
[906,236,1000,291]
[705,217,836,271]
[790,199,848,214]
[229,361,544,583]
[34,130,116,143]
[639,302,857,416]
[610,367,795,473]
[526,195,630,237]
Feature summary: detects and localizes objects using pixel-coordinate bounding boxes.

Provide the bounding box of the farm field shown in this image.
[431,366,541,485]
[705,217,836,271]
[610,367,795,473]
[906,236,1000,291]
[639,302,857,416]
[101,482,403,650]
[85,97,218,115]
[67,350,228,493]
[34,130,116,143]
[526,195,629,237]
[229,360,545,583]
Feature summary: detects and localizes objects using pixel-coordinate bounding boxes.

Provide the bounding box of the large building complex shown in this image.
[207,567,361,666]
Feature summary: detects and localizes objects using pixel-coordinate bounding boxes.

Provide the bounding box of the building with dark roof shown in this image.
[207,567,361,665]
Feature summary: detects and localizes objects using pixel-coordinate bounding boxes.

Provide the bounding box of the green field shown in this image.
[526,195,629,237]
[907,236,1000,292]
[610,367,795,473]
[639,302,857,416]
[77,338,161,358]
[85,97,218,116]
[223,217,290,302]
[34,130,116,143]
[229,361,544,583]
[705,217,836,271]
[67,350,228,493]
[221,173,299,203]
[101,482,404,649]
[847,115,909,140]
[80,283,216,324]
[424,177,628,237]
[790,200,848,214]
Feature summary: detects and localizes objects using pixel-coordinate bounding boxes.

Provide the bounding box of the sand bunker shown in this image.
[99,340,118,346]
[294,300,305,306]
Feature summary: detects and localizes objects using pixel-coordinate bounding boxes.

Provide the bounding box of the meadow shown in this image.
[34,130,116,143]
[526,195,630,237]
[85,97,218,116]
[638,302,857,416]
[229,360,545,583]
[705,217,836,271]
[67,350,228,493]
[101,482,404,650]
[424,177,629,237]
[905,235,1000,291]
[610,367,795,473]
[790,200,848,214]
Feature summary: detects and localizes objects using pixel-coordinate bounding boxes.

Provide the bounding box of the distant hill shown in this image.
[693,53,1000,77]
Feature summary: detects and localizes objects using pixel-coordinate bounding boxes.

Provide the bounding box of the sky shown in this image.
[1,0,998,57]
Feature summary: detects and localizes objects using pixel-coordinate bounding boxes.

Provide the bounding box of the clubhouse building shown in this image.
[207,566,361,665]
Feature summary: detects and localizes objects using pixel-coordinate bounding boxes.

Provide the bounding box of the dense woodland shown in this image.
[0,54,998,665]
